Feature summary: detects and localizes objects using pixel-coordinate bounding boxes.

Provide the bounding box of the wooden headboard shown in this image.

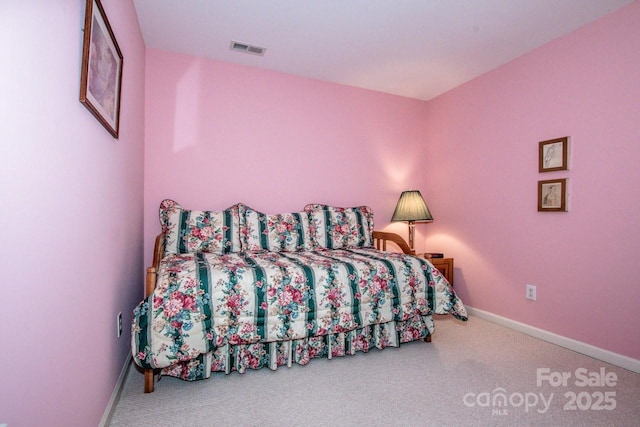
[372,231,413,255]
[145,233,165,298]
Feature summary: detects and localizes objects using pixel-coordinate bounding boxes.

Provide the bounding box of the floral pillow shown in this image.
[159,199,241,255]
[304,204,374,249]
[241,205,313,252]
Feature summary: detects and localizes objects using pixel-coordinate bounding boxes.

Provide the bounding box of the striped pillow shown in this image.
[304,204,374,249]
[241,205,313,252]
[159,199,241,255]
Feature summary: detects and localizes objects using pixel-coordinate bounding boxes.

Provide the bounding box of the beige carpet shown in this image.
[109,315,640,426]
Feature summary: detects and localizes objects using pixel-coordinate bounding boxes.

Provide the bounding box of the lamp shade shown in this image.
[391,190,433,222]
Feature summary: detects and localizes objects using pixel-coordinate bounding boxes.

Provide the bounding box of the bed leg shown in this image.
[144,369,154,393]
[424,335,432,343]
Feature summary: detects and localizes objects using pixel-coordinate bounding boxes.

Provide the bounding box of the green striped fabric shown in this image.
[240,205,313,252]
[159,199,242,255]
[131,247,467,374]
[304,204,374,249]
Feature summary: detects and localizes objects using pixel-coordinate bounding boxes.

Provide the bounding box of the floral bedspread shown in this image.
[132,248,467,376]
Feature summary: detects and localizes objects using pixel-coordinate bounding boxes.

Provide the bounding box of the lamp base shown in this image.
[408,221,416,254]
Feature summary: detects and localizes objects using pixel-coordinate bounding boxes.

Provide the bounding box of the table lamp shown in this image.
[391,190,433,254]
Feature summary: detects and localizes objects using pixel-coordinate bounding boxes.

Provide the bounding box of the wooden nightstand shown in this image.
[419,255,454,286]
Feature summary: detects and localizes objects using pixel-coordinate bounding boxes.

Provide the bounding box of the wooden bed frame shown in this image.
[372,230,413,255]
[143,230,424,393]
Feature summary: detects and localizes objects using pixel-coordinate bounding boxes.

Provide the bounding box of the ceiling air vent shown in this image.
[230,40,266,56]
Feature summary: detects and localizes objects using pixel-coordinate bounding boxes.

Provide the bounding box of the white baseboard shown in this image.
[99,354,132,427]
[466,306,640,374]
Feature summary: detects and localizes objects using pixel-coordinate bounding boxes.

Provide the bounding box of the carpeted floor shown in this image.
[109,315,640,426]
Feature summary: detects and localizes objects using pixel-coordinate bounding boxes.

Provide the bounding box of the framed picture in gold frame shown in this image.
[79,0,123,138]
[539,137,569,172]
[538,178,567,212]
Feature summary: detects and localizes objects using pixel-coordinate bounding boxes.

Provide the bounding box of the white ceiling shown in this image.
[133,0,633,101]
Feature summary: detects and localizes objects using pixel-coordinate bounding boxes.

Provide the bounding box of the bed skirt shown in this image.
[158,314,435,382]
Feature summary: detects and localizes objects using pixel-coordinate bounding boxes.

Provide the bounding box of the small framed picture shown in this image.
[539,137,569,172]
[79,0,123,138]
[538,178,567,212]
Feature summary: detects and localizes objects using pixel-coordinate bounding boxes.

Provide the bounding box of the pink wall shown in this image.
[0,1,145,426]
[143,2,640,362]
[144,49,430,266]
[423,1,640,359]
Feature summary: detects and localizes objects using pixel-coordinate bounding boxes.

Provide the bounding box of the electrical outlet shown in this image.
[117,312,123,338]
[526,284,536,301]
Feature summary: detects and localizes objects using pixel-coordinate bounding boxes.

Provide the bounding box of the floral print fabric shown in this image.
[159,201,376,255]
[241,205,313,252]
[159,199,242,255]
[132,247,467,380]
[305,204,375,249]
[156,318,432,382]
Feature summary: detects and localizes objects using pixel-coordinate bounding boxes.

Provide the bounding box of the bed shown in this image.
[132,200,467,392]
